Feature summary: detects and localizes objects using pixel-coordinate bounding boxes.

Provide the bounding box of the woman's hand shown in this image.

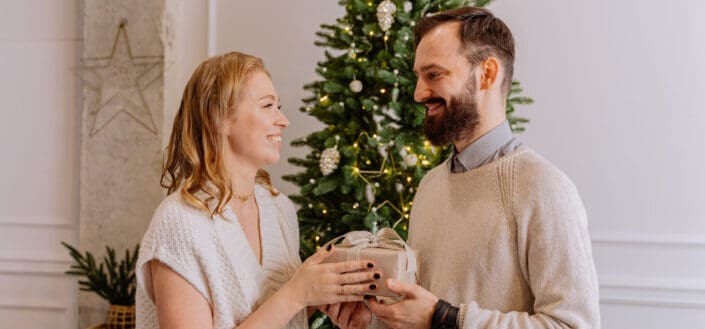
[283,246,381,309]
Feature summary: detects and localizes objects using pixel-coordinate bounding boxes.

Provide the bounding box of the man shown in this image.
[324,6,600,329]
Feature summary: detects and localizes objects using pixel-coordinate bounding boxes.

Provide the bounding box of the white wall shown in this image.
[213,1,705,328]
[0,0,81,328]
[489,1,705,327]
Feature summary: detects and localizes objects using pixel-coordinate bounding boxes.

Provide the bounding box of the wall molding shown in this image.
[600,295,705,309]
[0,302,67,312]
[591,233,705,249]
[0,216,74,229]
[601,278,705,292]
[0,258,71,276]
[599,277,705,309]
[590,233,705,309]
[207,0,217,56]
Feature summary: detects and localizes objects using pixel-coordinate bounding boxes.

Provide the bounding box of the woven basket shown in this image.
[106,304,135,329]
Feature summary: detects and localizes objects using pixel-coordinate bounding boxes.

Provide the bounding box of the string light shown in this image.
[353,142,358,148]
[380,88,387,94]
[322,209,328,215]
[315,235,321,242]
[406,176,412,182]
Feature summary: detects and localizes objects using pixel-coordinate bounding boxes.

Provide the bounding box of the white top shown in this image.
[135,184,308,329]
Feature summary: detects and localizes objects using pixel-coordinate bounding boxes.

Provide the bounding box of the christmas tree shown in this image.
[284,0,532,260]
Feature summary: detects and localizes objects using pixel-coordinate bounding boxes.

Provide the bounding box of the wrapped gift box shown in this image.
[321,228,418,298]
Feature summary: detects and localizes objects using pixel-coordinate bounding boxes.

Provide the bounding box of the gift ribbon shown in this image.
[323,228,417,276]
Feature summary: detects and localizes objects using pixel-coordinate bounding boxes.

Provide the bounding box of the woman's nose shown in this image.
[276,111,290,128]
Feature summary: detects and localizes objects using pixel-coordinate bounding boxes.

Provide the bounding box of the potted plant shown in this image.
[62,242,140,329]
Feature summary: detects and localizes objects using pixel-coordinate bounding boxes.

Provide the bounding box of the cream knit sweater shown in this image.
[409,146,600,329]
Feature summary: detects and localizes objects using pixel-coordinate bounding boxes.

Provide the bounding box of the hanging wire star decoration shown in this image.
[77,19,164,137]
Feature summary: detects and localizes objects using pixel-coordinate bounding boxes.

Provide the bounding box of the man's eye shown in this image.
[427,72,440,79]
[277,105,282,110]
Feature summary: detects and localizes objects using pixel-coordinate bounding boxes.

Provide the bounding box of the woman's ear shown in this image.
[217,117,230,135]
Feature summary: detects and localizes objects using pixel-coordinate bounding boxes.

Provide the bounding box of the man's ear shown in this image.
[480,57,500,91]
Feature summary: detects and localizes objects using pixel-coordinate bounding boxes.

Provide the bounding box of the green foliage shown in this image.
[62,242,140,306]
[285,0,531,327]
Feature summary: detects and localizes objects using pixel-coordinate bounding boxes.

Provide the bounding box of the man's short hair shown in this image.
[414,7,516,95]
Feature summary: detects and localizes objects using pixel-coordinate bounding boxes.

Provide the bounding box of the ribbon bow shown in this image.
[325,228,417,275]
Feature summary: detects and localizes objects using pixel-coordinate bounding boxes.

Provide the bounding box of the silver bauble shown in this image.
[349,79,363,93]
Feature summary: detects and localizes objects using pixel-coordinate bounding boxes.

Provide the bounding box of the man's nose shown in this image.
[414,79,431,103]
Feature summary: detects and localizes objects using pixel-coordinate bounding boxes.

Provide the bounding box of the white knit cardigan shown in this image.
[135,185,308,329]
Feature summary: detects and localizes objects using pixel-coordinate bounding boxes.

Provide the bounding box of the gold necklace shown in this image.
[232,190,254,202]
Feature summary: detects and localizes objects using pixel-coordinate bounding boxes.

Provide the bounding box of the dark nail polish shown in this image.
[373,273,381,279]
[364,294,374,300]
[326,244,332,251]
[367,262,374,268]
[369,284,377,290]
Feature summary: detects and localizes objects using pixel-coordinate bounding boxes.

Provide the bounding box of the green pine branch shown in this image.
[62,242,140,306]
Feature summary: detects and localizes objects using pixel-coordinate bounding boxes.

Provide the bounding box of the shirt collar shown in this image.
[450,120,514,172]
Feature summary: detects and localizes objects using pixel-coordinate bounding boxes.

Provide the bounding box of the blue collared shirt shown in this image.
[450,120,522,173]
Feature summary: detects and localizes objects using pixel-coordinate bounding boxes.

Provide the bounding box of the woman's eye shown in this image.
[277,105,282,110]
[264,103,274,108]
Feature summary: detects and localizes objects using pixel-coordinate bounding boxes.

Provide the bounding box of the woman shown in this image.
[135,52,380,329]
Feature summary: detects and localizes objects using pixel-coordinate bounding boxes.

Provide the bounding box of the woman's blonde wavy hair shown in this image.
[161,51,280,217]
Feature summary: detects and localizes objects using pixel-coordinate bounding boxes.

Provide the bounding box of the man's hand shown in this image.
[319,302,372,329]
[367,279,439,329]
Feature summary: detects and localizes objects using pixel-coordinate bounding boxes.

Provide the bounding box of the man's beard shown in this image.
[422,78,480,146]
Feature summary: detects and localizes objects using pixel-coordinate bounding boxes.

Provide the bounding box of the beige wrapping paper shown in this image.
[321,228,418,297]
